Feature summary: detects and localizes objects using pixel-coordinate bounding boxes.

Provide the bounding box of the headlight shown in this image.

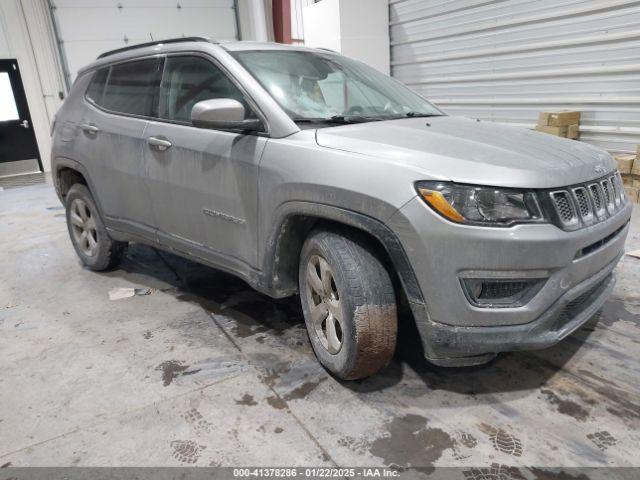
[416,181,545,226]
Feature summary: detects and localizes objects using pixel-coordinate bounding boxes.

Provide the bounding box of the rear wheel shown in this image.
[65,184,126,271]
[299,229,397,380]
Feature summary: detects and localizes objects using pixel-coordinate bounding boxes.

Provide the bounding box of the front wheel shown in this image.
[299,229,397,380]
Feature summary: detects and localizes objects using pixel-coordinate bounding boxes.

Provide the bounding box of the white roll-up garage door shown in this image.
[50,0,239,81]
[389,0,640,154]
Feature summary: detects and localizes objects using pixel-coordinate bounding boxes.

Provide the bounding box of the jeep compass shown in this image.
[52,38,632,379]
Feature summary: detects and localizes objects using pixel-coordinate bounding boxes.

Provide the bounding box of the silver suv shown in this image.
[52,38,632,379]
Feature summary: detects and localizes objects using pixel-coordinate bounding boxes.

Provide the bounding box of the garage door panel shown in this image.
[54,0,233,7]
[391,8,640,61]
[55,10,236,42]
[52,1,238,80]
[390,1,640,45]
[415,78,640,101]
[61,41,122,79]
[390,0,640,154]
[393,44,640,80]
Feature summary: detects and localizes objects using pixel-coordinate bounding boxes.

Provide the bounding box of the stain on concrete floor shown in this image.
[369,414,455,470]
[155,360,190,386]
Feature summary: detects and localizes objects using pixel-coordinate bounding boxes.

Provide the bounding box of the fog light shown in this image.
[461,278,544,308]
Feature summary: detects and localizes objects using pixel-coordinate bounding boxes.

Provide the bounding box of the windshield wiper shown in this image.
[329,115,384,124]
[293,113,441,125]
[402,112,444,118]
[293,115,383,125]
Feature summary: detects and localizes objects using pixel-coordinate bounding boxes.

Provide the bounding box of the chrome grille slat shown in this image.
[549,173,626,229]
[588,183,606,218]
[550,191,577,225]
[572,187,593,221]
[614,173,625,202]
[609,177,620,207]
[601,179,615,214]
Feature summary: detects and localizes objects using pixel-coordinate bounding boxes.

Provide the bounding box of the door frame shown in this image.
[0,58,44,173]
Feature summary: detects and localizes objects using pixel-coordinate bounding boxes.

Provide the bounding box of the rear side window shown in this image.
[101,58,161,117]
[86,68,108,105]
[159,56,255,123]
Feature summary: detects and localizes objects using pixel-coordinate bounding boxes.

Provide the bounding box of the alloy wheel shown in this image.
[69,198,98,257]
[305,254,344,354]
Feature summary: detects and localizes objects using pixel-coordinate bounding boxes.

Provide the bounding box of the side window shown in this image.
[159,56,255,123]
[102,58,161,116]
[85,68,108,106]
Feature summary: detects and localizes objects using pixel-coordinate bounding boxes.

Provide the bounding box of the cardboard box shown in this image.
[614,154,636,174]
[538,111,581,127]
[535,125,567,137]
[567,124,579,139]
[538,112,551,126]
[624,186,639,203]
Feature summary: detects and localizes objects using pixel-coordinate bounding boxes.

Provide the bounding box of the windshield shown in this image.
[230,50,443,123]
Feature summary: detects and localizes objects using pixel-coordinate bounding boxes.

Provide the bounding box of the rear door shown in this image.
[80,57,162,237]
[0,59,42,175]
[144,54,267,270]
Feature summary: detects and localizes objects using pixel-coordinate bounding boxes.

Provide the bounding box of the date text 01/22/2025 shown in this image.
[232,468,400,477]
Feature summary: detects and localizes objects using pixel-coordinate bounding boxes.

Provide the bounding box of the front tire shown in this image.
[299,229,397,380]
[65,184,127,271]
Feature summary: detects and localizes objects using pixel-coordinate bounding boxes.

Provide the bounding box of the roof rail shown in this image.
[97,36,216,60]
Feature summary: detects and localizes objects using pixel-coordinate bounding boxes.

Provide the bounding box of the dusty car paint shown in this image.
[52,40,631,367]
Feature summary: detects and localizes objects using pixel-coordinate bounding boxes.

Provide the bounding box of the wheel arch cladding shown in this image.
[57,166,87,199]
[263,203,426,310]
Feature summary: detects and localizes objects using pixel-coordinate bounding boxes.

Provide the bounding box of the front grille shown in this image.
[548,173,626,230]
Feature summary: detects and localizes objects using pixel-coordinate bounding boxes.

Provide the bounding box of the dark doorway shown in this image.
[0,59,42,175]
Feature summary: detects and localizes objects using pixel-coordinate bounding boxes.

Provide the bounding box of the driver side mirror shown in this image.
[191,99,263,132]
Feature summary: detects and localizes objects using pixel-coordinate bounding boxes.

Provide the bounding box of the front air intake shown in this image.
[461,278,546,308]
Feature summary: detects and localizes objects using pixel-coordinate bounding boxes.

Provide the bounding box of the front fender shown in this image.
[261,200,426,309]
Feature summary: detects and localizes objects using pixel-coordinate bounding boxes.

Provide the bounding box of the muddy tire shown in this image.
[299,228,397,380]
[65,184,127,271]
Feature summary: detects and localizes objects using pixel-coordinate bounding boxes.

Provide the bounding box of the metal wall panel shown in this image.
[389,0,640,153]
[50,0,239,80]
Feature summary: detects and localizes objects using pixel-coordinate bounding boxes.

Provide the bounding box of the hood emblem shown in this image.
[594,164,606,174]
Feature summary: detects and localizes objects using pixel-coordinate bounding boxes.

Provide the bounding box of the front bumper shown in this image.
[423,261,616,366]
[388,195,632,366]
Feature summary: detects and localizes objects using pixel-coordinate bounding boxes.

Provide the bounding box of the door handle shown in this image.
[147,136,172,151]
[20,120,29,129]
[80,123,100,135]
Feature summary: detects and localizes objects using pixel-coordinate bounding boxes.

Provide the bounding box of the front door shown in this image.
[0,59,42,176]
[144,54,267,272]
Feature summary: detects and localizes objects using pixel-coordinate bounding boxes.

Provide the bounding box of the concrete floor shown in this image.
[1,180,640,472]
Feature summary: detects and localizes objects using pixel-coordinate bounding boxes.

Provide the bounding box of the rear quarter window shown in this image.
[85,68,108,105]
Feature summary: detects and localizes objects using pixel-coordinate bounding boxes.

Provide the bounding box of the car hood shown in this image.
[315,116,615,189]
